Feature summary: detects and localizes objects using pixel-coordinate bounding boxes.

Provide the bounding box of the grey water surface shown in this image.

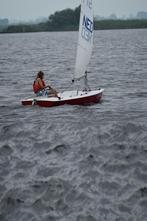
[0,29,147,221]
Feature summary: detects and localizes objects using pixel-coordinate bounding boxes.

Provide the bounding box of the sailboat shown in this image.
[22,0,104,107]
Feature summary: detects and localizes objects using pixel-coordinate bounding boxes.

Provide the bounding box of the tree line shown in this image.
[1,6,147,33]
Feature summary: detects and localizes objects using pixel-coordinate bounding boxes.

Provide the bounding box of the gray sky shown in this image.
[0,0,147,21]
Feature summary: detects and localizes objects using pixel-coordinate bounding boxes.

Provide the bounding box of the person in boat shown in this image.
[33,71,59,97]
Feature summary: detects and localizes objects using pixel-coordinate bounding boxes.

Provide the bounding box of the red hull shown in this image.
[22,100,33,106]
[21,90,103,107]
[37,93,102,107]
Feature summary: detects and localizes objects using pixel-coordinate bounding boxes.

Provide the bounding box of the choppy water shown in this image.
[0,29,147,221]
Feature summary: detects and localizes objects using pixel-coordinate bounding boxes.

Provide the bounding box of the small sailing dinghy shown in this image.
[22,0,104,107]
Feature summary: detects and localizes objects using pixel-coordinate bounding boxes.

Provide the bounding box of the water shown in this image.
[0,29,147,221]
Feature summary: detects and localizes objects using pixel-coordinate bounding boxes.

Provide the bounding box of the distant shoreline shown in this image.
[0,19,147,34]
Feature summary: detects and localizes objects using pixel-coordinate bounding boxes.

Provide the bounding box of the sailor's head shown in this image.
[37,71,44,79]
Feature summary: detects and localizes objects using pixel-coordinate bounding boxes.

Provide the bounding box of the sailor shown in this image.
[33,71,59,98]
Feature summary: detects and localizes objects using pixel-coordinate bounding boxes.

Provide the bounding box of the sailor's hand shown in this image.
[46,85,52,89]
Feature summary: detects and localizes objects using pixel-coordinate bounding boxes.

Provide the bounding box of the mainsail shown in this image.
[74,0,94,80]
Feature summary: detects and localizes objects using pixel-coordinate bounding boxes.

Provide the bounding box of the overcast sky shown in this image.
[0,0,147,21]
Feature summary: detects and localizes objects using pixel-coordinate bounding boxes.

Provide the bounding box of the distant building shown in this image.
[95,13,118,21]
[95,15,105,21]
[35,17,48,24]
[0,18,9,31]
[137,11,147,19]
[109,14,117,20]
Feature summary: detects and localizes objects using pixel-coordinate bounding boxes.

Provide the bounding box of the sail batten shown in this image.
[74,0,93,80]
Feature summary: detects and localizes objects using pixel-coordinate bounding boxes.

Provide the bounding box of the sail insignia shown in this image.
[81,15,93,42]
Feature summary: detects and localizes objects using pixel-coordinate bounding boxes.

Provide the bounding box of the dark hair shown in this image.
[37,71,44,79]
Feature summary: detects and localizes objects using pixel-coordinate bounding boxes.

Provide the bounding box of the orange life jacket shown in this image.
[33,79,45,93]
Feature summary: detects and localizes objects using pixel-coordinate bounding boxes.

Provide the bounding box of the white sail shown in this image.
[74,0,94,80]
